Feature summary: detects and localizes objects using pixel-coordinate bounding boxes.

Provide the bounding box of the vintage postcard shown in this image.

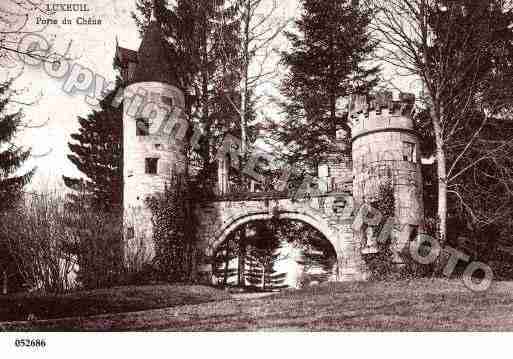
[0,0,512,354]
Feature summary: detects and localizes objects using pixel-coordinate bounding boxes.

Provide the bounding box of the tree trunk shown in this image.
[238,226,246,287]
[422,4,447,245]
[2,270,7,295]
[240,0,251,156]
[223,247,230,286]
[432,111,448,245]
[262,264,266,292]
[240,0,252,158]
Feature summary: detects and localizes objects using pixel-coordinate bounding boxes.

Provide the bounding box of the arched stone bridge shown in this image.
[195,192,368,281]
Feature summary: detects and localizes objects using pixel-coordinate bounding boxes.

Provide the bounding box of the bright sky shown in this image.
[6,0,298,191]
[7,0,139,190]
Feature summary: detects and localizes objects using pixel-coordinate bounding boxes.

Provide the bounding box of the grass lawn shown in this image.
[3,278,513,331]
[0,284,231,322]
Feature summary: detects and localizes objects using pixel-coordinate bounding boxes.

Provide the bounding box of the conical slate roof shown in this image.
[132,20,179,86]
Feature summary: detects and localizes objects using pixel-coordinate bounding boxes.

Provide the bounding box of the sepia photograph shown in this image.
[1,0,513,354]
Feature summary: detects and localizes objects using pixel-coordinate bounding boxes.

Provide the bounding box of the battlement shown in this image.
[349,92,416,140]
[351,109,416,139]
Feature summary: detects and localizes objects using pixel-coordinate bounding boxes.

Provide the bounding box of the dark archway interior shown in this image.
[213,218,337,291]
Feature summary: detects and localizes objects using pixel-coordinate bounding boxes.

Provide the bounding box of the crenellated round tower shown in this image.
[120,7,186,262]
[350,92,424,258]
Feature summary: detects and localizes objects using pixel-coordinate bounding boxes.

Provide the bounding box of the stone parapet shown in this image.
[349,92,416,140]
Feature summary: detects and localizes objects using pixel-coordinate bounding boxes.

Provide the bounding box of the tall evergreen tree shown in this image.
[0,79,34,292]
[0,80,33,210]
[245,220,287,291]
[276,219,337,283]
[62,84,123,212]
[267,0,379,170]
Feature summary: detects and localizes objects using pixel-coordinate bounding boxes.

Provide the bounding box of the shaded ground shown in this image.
[3,279,513,331]
[0,284,231,322]
[231,292,276,300]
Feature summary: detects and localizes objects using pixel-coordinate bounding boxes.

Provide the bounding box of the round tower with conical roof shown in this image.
[350,91,424,260]
[122,3,186,260]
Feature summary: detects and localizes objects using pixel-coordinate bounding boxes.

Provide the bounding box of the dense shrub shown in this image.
[0,192,125,293]
[67,209,124,290]
[0,192,77,293]
[146,174,198,283]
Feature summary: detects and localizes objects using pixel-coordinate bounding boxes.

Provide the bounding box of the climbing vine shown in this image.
[146,174,198,282]
[363,182,398,280]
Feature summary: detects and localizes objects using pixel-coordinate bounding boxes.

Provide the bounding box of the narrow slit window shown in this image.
[145,158,159,174]
[136,118,150,136]
[402,141,416,163]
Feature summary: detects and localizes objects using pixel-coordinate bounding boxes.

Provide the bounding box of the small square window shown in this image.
[409,225,419,241]
[127,227,135,239]
[318,164,330,178]
[161,96,173,107]
[145,158,159,174]
[136,118,150,136]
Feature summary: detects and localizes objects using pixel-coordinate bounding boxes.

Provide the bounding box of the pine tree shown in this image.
[245,247,288,291]
[0,79,34,292]
[244,220,287,291]
[244,252,264,289]
[62,83,123,212]
[296,249,333,283]
[0,80,33,210]
[213,233,239,286]
[267,0,379,170]
[284,220,337,283]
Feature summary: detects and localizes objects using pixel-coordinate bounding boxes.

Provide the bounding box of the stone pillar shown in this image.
[217,155,229,195]
[332,220,369,281]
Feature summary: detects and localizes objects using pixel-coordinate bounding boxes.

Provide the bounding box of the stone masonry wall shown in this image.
[195,194,369,282]
[123,81,186,261]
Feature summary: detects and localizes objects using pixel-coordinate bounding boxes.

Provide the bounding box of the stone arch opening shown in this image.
[209,212,339,289]
[209,211,339,256]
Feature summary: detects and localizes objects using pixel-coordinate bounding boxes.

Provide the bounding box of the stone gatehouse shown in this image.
[118,10,424,282]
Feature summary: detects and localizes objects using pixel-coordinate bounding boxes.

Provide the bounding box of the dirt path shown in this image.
[230,292,277,300]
